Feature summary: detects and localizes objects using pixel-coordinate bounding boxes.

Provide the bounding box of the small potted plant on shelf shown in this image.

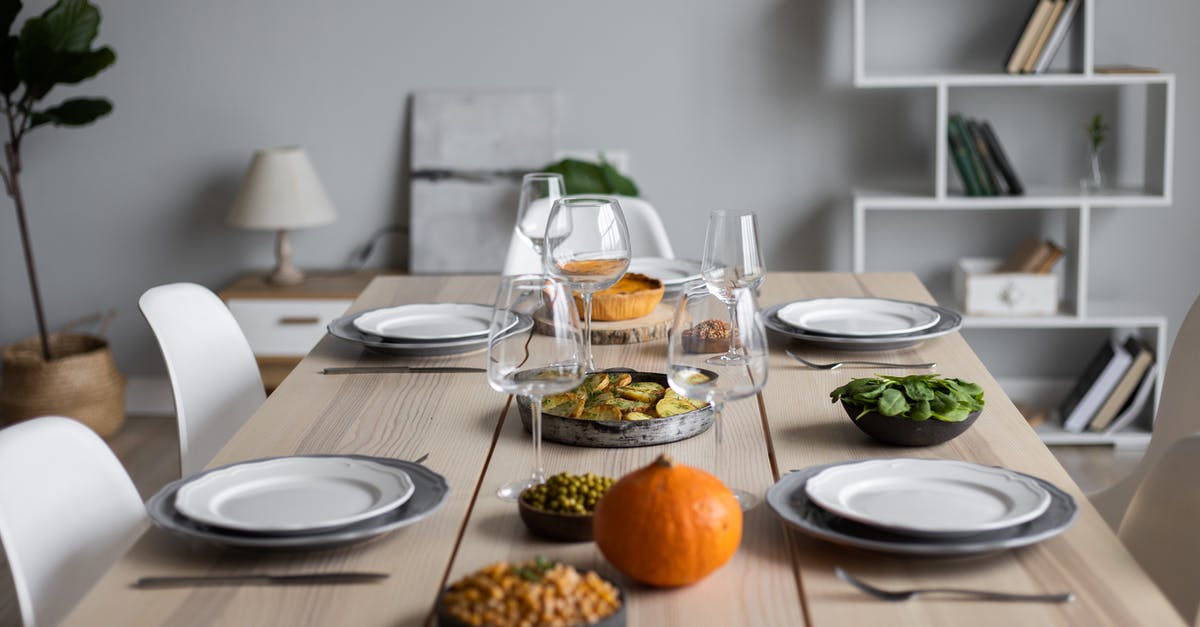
[0,0,124,435]
[1083,112,1109,192]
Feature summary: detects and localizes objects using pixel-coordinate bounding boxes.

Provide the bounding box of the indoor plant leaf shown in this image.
[600,158,639,196]
[31,96,110,127]
[0,34,18,95]
[37,0,99,53]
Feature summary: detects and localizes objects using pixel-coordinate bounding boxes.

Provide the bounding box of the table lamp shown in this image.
[227,146,337,285]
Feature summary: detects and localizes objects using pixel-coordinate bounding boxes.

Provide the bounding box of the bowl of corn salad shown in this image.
[437,557,625,627]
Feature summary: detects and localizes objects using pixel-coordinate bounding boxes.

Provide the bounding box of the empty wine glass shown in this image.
[701,210,765,365]
[514,172,566,257]
[543,195,631,372]
[667,283,768,510]
[486,274,585,500]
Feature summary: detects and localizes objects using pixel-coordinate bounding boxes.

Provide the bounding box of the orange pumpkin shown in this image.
[593,454,742,587]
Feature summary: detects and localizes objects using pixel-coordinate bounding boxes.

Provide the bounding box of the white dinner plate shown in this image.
[804,459,1052,537]
[628,257,702,287]
[174,456,416,534]
[776,298,941,337]
[767,462,1077,556]
[149,456,449,550]
[352,303,495,340]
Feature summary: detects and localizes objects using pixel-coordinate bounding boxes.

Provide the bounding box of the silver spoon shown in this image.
[785,349,935,371]
[835,567,1074,603]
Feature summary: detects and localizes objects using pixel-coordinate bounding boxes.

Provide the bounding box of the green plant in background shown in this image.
[1085,112,1109,153]
[541,155,640,196]
[1,0,115,360]
[830,374,985,423]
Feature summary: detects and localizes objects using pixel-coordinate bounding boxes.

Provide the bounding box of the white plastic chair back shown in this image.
[139,282,266,476]
[502,195,675,275]
[1118,431,1200,624]
[0,416,145,627]
[1090,294,1200,530]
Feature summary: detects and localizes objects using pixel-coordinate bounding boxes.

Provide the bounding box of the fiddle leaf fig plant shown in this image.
[1,0,115,360]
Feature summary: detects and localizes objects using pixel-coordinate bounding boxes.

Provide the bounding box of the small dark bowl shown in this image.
[842,400,980,447]
[517,496,594,542]
[436,573,627,627]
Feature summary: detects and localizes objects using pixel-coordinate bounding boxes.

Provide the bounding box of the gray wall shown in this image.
[1,0,1198,378]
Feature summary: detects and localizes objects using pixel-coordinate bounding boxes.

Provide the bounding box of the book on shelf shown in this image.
[1022,0,1067,74]
[979,121,1024,195]
[947,115,984,196]
[1089,337,1156,432]
[1101,362,1158,435]
[1059,338,1135,433]
[966,119,1004,194]
[1006,0,1057,74]
[1032,0,1082,74]
[949,114,994,196]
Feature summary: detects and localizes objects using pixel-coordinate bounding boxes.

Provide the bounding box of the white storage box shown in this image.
[954,257,1058,316]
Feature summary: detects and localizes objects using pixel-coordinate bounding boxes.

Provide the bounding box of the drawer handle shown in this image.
[278,316,321,325]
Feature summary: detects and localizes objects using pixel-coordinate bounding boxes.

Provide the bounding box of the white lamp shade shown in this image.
[227,146,337,230]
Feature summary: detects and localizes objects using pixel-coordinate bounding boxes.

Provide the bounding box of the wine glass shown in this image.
[486,274,585,500]
[543,195,631,372]
[514,172,566,257]
[701,210,765,365]
[667,283,768,509]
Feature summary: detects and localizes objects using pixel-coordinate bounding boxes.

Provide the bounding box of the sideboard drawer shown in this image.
[226,299,351,357]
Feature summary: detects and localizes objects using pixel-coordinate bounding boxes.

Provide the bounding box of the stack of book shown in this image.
[997,236,1064,274]
[1006,0,1082,74]
[947,114,1024,197]
[1059,336,1158,434]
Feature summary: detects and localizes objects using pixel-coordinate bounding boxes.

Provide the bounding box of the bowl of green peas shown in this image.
[518,472,617,542]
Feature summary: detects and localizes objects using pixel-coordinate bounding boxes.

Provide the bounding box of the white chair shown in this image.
[502,195,676,275]
[0,416,145,627]
[1090,293,1200,530]
[1116,431,1200,624]
[139,282,266,476]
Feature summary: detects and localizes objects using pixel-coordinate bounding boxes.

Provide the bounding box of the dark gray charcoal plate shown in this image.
[517,371,713,448]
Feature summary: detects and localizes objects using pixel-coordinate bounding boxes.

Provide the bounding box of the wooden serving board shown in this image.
[533,301,674,344]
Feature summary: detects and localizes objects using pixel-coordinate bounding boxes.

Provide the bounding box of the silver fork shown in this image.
[785,349,935,371]
[835,567,1074,603]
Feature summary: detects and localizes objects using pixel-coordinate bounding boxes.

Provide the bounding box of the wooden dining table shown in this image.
[63,272,1184,627]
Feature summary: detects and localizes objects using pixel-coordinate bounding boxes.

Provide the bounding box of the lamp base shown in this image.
[268,229,306,286]
[267,264,305,286]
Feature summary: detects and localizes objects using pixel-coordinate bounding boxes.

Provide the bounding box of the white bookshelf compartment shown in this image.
[849,0,1173,448]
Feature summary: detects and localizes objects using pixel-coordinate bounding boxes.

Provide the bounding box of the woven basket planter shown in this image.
[1,333,125,437]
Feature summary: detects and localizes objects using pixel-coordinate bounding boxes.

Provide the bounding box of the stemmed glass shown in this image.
[543,195,631,372]
[701,210,765,365]
[667,283,768,510]
[514,173,566,257]
[486,274,585,500]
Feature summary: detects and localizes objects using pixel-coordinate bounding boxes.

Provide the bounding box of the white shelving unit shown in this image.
[850,0,1173,448]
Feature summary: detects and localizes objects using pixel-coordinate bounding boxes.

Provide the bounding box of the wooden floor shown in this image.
[0,415,1142,624]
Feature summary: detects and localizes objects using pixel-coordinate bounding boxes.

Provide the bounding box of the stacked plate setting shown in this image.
[767,459,1078,556]
[764,297,963,351]
[328,303,529,356]
[148,455,449,549]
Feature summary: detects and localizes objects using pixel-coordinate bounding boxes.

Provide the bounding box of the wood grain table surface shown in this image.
[61,273,1184,627]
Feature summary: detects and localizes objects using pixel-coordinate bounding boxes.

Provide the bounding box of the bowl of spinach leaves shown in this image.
[829,375,985,446]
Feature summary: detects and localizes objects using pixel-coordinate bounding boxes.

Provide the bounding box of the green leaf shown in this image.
[600,158,639,196]
[0,34,18,95]
[876,388,909,416]
[31,96,110,127]
[39,0,99,53]
[0,0,20,36]
[902,379,936,401]
[908,399,933,421]
[544,158,607,194]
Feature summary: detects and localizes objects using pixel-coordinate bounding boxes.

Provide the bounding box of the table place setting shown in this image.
[766,458,1079,557]
[145,454,449,550]
[764,296,962,351]
[327,302,530,357]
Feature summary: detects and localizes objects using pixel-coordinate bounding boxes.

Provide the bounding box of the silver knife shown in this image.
[134,572,389,588]
[321,366,485,374]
